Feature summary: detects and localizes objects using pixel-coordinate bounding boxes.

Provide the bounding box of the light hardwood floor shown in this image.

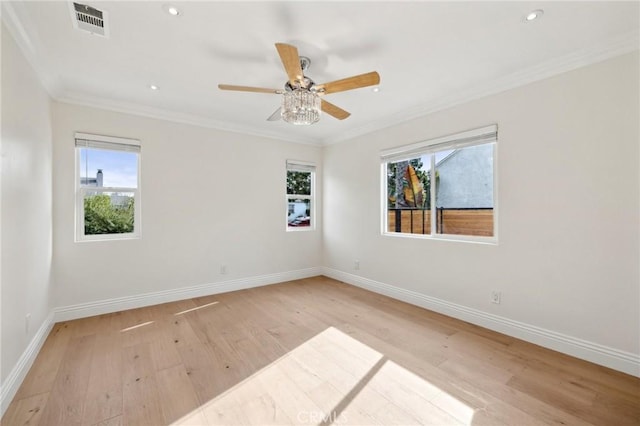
[3,276,639,425]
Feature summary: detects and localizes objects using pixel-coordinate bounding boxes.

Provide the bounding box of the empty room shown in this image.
[2,1,639,425]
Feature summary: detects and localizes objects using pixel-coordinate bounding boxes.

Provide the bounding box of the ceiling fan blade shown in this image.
[321,100,351,120]
[275,43,303,85]
[267,107,282,121]
[218,84,282,94]
[316,71,380,94]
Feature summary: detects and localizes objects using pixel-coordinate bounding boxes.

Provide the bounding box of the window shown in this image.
[286,160,315,230]
[75,133,141,241]
[382,125,497,241]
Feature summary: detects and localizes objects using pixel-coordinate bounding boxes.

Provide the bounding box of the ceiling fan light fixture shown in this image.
[281,89,321,125]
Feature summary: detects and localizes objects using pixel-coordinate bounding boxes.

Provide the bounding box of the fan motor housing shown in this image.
[285,77,316,92]
[284,56,317,91]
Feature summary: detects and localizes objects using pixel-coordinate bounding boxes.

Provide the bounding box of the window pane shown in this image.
[84,191,135,235]
[286,171,311,195]
[386,157,431,235]
[435,144,494,236]
[287,198,311,228]
[79,148,138,188]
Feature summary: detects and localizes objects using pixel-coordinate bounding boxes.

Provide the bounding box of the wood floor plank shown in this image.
[37,334,96,426]
[3,276,639,426]
[168,408,208,426]
[92,414,123,426]
[121,343,164,425]
[156,364,202,424]
[82,330,123,425]
[173,341,229,404]
[14,322,74,400]
[0,392,49,426]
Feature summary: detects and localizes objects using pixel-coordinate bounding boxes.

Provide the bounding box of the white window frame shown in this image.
[286,160,316,231]
[75,132,141,242]
[381,125,498,244]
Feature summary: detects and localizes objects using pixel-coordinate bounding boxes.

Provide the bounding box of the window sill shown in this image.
[381,231,497,245]
[286,227,316,232]
[75,233,141,242]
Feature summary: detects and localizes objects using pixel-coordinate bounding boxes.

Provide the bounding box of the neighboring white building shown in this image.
[80,169,103,187]
[435,144,493,208]
[81,169,130,206]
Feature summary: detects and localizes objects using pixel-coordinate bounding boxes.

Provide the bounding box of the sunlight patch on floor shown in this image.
[120,320,154,332]
[171,326,474,425]
[174,301,220,316]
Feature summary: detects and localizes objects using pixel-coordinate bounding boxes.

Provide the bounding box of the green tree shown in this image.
[387,158,432,209]
[84,194,134,235]
[287,171,311,195]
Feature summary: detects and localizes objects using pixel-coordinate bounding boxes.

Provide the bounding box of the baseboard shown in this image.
[54,267,323,322]
[0,312,54,416]
[0,267,322,418]
[322,267,640,377]
[4,265,635,421]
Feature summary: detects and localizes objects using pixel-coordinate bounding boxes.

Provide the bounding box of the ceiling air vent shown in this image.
[70,2,109,37]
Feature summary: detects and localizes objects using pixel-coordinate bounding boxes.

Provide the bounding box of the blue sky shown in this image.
[79,148,138,188]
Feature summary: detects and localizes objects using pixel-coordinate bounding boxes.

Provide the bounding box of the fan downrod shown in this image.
[299,56,311,71]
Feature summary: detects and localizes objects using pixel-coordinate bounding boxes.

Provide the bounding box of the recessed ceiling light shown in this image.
[372,87,380,93]
[525,9,544,22]
[150,84,159,90]
[162,4,181,16]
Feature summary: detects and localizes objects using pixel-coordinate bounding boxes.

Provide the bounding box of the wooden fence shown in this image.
[388,208,493,237]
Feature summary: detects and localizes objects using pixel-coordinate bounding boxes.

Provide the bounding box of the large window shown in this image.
[75,133,141,241]
[382,125,497,241]
[286,160,315,230]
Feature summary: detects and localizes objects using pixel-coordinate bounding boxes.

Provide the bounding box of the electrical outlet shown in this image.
[491,291,501,304]
[26,313,31,334]
[220,264,227,275]
[354,260,360,270]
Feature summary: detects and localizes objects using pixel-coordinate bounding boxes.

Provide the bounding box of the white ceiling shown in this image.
[3,1,639,145]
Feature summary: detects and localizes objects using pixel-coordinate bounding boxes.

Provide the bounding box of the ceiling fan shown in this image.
[218,43,380,125]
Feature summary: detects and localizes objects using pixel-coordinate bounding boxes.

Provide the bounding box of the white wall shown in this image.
[1,22,54,385]
[52,103,322,308]
[323,53,639,362]
[2,22,637,403]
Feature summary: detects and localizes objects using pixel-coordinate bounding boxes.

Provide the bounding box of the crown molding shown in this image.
[4,2,638,147]
[322,29,640,146]
[1,1,63,98]
[55,92,324,146]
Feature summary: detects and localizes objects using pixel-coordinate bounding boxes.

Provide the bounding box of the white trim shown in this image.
[325,30,640,146]
[0,312,54,416]
[321,267,640,377]
[57,94,323,146]
[0,268,321,417]
[0,2,63,98]
[53,267,322,322]
[286,164,316,231]
[2,266,637,419]
[5,1,637,147]
[75,138,142,242]
[381,128,497,242]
